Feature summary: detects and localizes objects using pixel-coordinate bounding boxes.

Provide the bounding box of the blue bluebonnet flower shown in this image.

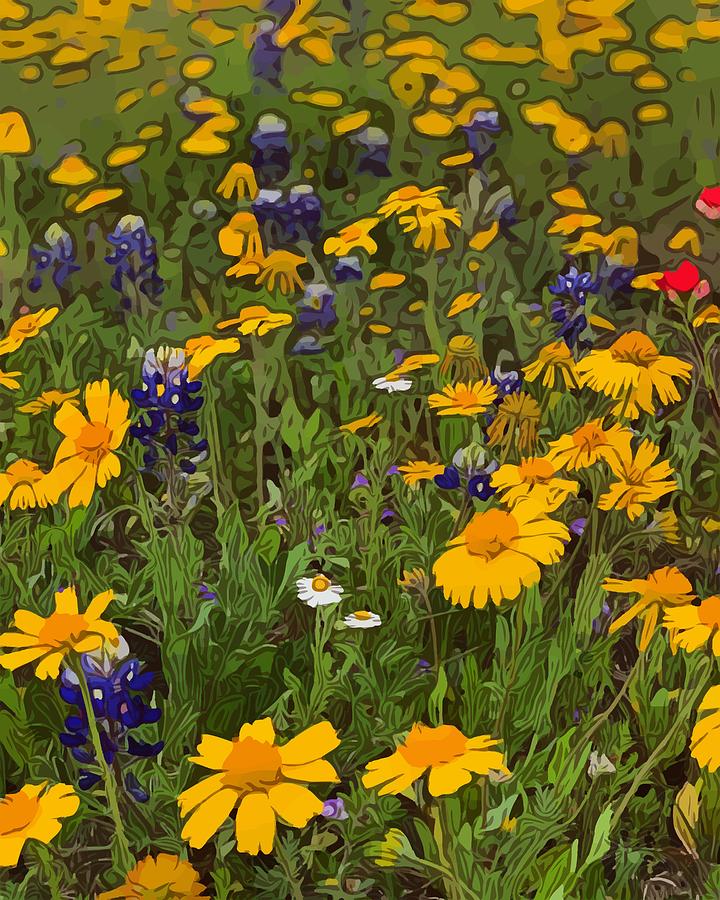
[333,255,363,283]
[130,347,208,475]
[416,658,432,675]
[439,445,499,500]
[59,637,162,802]
[462,110,501,165]
[198,583,218,605]
[29,223,81,293]
[265,0,295,17]
[322,798,349,820]
[380,507,395,525]
[570,517,587,537]
[548,265,600,349]
[490,363,522,398]
[105,214,164,312]
[285,184,323,243]
[253,188,288,245]
[434,466,462,490]
[353,127,391,177]
[251,22,284,89]
[297,283,337,331]
[251,114,290,184]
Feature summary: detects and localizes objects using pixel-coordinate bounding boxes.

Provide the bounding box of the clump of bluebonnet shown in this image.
[297,283,337,331]
[251,21,284,90]
[59,637,162,802]
[463,110,501,166]
[105,214,164,313]
[130,346,208,478]
[285,184,323,243]
[29,223,80,294]
[333,255,363,283]
[353,127,391,177]
[434,444,498,501]
[490,362,522,398]
[253,188,287,245]
[251,114,290,184]
[549,265,599,350]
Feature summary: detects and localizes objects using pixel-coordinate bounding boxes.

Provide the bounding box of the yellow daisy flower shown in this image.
[398,205,461,254]
[523,341,580,391]
[97,853,209,899]
[428,379,497,416]
[362,723,509,797]
[0,782,79,867]
[691,686,720,772]
[217,305,293,337]
[255,249,306,295]
[215,161,258,201]
[0,369,21,390]
[546,419,632,471]
[18,389,80,415]
[44,379,129,508]
[377,184,446,218]
[0,459,48,509]
[178,718,339,855]
[0,586,118,680]
[439,335,487,381]
[487,392,541,456]
[576,331,692,418]
[323,217,379,256]
[604,566,694,652]
[664,595,720,655]
[0,307,59,356]
[447,291,482,318]
[598,438,676,521]
[218,212,264,259]
[398,460,446,486]
[433,502,569,608]
[491,456,578,511]
[184,335,241,379]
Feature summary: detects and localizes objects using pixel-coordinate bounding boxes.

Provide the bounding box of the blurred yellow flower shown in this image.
[0,369,21,390]
[546,419,632,471]
[399,205,461,253]
[691,686,720,772]
[491,456,578,511]
[45,380,129,508]
[604,566,694,652]
[440,335,487,381]
[664,595,720,655]
[339,412,383,433]
[598,438,676,521]
[0,307,59,356]
[448,291,482,318]
[487,392,541,456]
[0,782,79,867]
[0,586,117,680]
[387,352,440,379]
[215,162,258,201]
[370,271,406,290]
[98,853,209,899]
[218,305,293,337]
[576,331,692,419]
[523,341,580,391]
[18,389,80,415]
[324,218,379,256]
[0,459,48,509]
[255,249,306,295]
[363,723,509,797]
[218,212,263,259]
[178,718,339,854]
[433,503,568,608]
[693,304,720,328]
[184,335,241,379]
[398,460,445,486]
[378,184,445,218]
[468,221,500,251]
[428,379,497,416]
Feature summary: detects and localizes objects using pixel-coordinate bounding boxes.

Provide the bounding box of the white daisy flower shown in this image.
[296,574,343,608]
[344,610,382,629]
[372,376,413,393]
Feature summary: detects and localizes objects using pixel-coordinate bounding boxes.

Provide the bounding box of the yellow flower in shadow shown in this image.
[664,595,720,656]
[0,459,48,509]
[184,335,241,379]
[0,307,59,356]
[0,782,79,867]
[218,212,264,259]
[215,162,258,201]
[217,305,293,337]
[523,341,580,391]
[598,438,676,521]
[324,218,379,257]
[18,389,80,415]
[97,854,209,899]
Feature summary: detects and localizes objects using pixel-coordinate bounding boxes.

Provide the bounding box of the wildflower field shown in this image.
[1,0,720,897]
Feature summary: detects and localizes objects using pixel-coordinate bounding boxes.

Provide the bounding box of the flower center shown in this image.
[0,792,39,836]
[399,724,466,767]
[517,458,555,484]
[453,387,480,406]
[311,575,331,592]
[572,424,607,450]
[464,510,519,559]
[38,613,90,648]
[221,737,283,793]
[610,334,658,367]
[77,422,112,464]
[698,595,720,628]
[352,611,373,620]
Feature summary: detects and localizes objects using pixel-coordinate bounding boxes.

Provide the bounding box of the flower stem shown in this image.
[71,656,134,874]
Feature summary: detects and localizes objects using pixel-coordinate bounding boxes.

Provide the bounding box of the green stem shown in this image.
[423,260,444,356]
[71,656,134,874]
[204,374,227,514]
[250,340,265,507]
[274,835,303,900]
[494,593,526,737]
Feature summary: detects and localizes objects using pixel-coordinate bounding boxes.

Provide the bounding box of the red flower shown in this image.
[697,186,720,220]
[657,260,701,294]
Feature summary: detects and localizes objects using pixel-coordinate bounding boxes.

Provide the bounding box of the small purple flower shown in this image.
[386,466,400,476]
[490,365,522,399]
[416,659,432,675]
[573,708,581,723]
[434,466,462,490]
[274,515,289,527]
[570,517,587,536]
[351,472,370,489]
[198,583,218,604]
[380,507,395,525]
[314,523,326,535]
[322,798,349,820]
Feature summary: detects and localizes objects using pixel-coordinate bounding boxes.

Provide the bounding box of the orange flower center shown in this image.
[396,186,421,201]
[698,595,720,628]
[352,610,373,620]
[311,575,331,592]
[452,387,480,406]
[517,459,555,484]
[38,612,90,648]
[221,737,282,792]
[77,422,112,464]
[0,792,38,836]
[572,424,607,451]
[464,510,519,560]
[610,336,658,367]
[399,724,466,767]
